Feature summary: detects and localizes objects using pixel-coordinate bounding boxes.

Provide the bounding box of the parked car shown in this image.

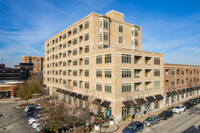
[143,115,160,127]
[24,106,37,112]
[193,98,200,104]
[26,109,41,117]
[183,102,193,109]
[28,117,37,125]
[190,100,197,105]
[122,121,144,133]
[172,104,185,114]
[158,110,173,120]
[32,122,40,128]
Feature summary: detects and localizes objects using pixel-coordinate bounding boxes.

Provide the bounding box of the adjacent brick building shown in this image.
[44,10,165,120]
[22,56,44,73]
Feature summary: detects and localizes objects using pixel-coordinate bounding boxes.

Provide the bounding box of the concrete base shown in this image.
[94,125,100,131]
[110,120,114,125]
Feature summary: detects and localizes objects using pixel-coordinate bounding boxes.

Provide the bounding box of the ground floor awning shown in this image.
[101,101,111,108]
[190,87,194,91]
[177,89,183,94]
[145,96,156,103]
[70,92,77,97]
[172,90,178,95]
[81,95,89,100]
[187,88,191,92]
[65,91,71,95]
[76,94,82,99]
[182,88,187,93]
[155,94,164,101]
[135,98,147,106]
[92,98,101,105]
[122,100,137,108]
[166,91,173,97]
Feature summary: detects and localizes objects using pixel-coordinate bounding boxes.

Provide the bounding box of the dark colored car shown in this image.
[122,121,144,133]
[26,109,42,117]
[158,110,173,120]
[183,102,193,109]
[188,100,196,106]
[194,98,200,104]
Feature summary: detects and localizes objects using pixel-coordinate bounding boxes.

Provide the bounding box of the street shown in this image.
[0,102,37,133]
[143,104,200,133]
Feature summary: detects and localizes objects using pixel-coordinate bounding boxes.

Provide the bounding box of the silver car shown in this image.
[143,115,160,127]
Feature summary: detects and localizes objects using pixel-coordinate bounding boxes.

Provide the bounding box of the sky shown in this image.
[0,0,200,67]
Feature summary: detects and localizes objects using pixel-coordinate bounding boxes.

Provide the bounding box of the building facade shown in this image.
[44,10,165,120]
[22,56,44,73]
[164,63,200,107]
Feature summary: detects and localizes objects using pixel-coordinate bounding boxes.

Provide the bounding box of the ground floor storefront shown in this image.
[0,85,15,99]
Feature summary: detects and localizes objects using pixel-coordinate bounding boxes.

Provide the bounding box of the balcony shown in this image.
[134,56,142,64]
[134,69,142,78]
[145,57,151,65]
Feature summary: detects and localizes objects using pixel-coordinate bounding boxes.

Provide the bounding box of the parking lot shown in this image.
[143,104,200,133]
[0,102,37,133]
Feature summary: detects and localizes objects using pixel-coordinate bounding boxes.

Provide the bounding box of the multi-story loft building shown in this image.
[164,63,200,106]
[22,56,44,73]
[44,10,165,120]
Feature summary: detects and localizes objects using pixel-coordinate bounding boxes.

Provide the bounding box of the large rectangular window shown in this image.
[119,25,123,32]
[105,69,111,78]
[96,69,102,77]
[103,20,108,30]
[96,55,102,64]
[122,69,131,78]
[154,81,160,89]
[73,38,77,45]
[84,33,89,41]
[63,33,66,39]
[181,70,184,75]
[63,61,66,66]
[171,80,175,86]
[73,27,77,35]
[105,54,111,63]
[171,69,175,75]
[63,52,66,58]
[84,45,89,53]
[84,57,89,65]
[135,39,138,47]
[96,83,102,91]
[73,70,77,76]
[63,42,66,48]
[181,79,184,84]
[100,32,102,41]
[84,21,89,29]
[63,70,66,75]
[85,81,89,89]
[73,59,77,66]
[85,69,89,77]
[119,36,123,43]
[154,58,160,65]
[73,48,77,55]
[73,80,77,87]
[105,83,111,93]
[122,54,131,63]
[154,69,160,76]
[103,32,108,42]
[122,83,131,92]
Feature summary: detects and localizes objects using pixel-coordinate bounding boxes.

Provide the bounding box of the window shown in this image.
[119,36,123,43]
[100,20,102,28]
[190,78,192,83]
[103,45,108,49]
[73,70,77,76]
[63,33,66,39]
[122,54,131,63]
[96,83,102,91]
[63,52,66,58]
[85,81,89,89]
[96,55,102,64]
[119,25,123,32]
[96,69,102,77]
[134,83,140,91]
[122,83,131,92]
[105,83,111,93]
[122,69,131,78]
[63,79,66,84]
[63,61,66,66]
[100,32,102,41]
[84,57,89,65]
[84,21,89,29]
[84,33,89,41]
[63,43,66,48]
[105,54,111,63]
[73,27,77,35]
[171,69,175,75]
[154,81,160,89]
[103,20,108,29]
[165,70,169,76]
[171,80,175,86]
[181,70,184,75]
[84,45,89,53]
[154,69,160,76]
[190,70,192,75]
[73,48,77,55]
[55,38,58,43]
[85,69,89,77]
[73,59,77,66]
[154,58,160,65]
[73,80,77,86]
[135,30,138,37]
[103,32,108,42]
[135,39,138,47]
[197,70,199,74]
[182,79,184,84]
[63,70,66,75]
[105,69,111,78]
[73,38,77,45]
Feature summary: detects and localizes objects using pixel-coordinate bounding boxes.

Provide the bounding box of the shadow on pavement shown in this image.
[182,125,200,133]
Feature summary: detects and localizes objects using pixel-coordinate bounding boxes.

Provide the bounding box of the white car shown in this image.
[28,118,37,125]
[172,104,185,114]
[32,122,40,128]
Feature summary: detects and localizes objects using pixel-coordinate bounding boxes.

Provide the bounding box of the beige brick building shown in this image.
[164,63,200,107]
[44,10,165,121]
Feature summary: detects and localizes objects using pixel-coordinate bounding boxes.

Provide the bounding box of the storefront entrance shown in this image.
[0,91,11,99]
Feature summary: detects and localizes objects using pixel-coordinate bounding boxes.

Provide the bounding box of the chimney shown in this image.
[105,10,124,22]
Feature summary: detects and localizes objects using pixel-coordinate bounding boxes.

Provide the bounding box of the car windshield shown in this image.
[175,106,180,109]
[146,117,153,121]
[125,125,133,130]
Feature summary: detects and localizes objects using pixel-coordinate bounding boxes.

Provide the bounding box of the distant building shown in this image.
[22,56,44,73]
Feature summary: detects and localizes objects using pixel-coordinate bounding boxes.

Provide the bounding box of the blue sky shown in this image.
[0,0,200,67]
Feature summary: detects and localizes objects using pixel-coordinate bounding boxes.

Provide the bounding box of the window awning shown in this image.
[65,91,71,95]
[145,96,156,103]
[187,88,191,92]
[190,87,194,91]
[166,91,173,97]
[177,90,183,94]
[155,94,164,101]
[61,89,65,94]
[182,88,187,93]
[76,94,82,99]
[92,98,101,105]
[81,95,89,100]
[172,90,178,95]
[135,98,146,106]
[122,100,137,108]
[101,101,111,108]
[70,92,77,97]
